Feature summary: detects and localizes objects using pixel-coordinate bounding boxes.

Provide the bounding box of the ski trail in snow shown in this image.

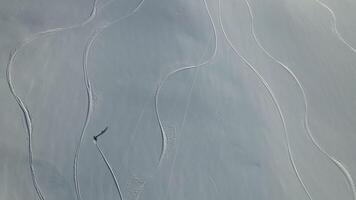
[165,34,214,199]
[81,0,98,27]
[315,0,356,54]
[73,29,99,200]
[73,28,100,200]
[73,1,145,200]
[14,0,98,51]
[125,89,156,167]
[5,1,98,200]
[208,175,219,199]
[219,0,313,199]
[155,0,218,168]
[244,0,356,199]
[93,127,124,200]
[100,0,145,29]
[179,64,199,131]
[6,51,44,200]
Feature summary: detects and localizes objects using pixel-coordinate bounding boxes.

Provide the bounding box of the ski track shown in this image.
[93,127,124,200]
[155,0,218,168]
[244,0,356,199]
[208,174,219,199]
[315,0,356,54]
[74,1,145,200]
[125,89,156,167]
[164,33,214,199]
[73,29,97,200]
[219,0,314,199]
[5,1,98,200]
[129,32,212,197]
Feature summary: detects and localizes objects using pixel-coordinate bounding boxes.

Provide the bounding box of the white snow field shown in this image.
[0,0,356,199]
